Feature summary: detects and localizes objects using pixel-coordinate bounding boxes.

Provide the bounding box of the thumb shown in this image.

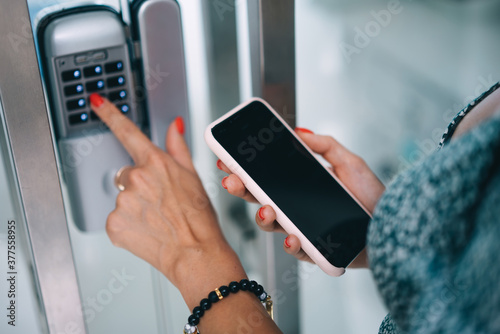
[166,117,195,173]
[295,128,354,169]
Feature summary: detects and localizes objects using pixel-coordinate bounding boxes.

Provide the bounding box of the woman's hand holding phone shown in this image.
[218,128,386,269]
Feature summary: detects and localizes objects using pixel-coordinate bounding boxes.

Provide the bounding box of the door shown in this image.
[1,0,300,333]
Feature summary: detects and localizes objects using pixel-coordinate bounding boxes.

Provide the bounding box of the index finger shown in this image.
[296,131,351,168]
[90,93,154,164]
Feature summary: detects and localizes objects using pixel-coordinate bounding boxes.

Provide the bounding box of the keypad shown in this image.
[56,48,133,132]
[69,112,89,125]
[61,69,82,82]
[67,98,86,111]
[108,90,127,102]
[118,104,130,114]
[64,84,84,96]
[86,80,105,92]
[107,75,125,88]
[105,61,123,73]
[83,65,103,78]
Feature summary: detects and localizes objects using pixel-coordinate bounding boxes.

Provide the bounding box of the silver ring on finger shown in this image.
[114,166,132,191]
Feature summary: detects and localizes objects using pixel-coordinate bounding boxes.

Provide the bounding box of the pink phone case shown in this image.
[205,98,372,276]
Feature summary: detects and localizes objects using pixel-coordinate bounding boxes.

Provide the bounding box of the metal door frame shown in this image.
[0,1,86,333]
[237,1,299,332]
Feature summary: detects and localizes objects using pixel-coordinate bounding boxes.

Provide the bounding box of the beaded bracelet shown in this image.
[183,279,273,334]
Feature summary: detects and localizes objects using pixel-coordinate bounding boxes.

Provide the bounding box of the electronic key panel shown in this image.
[36,0,190,231]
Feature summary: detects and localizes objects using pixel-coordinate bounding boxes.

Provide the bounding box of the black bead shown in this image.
[208,291,219,303]
[229,281,240,293]
[218,285,229,297]
[188,314,200,326]
[240,279,250,291]
[200,298,211,311]
[192,306,204,318]
[254,284,264,296]
[249,280,258,292]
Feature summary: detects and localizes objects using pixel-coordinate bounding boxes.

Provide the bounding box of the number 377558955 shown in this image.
[7,220,16,271]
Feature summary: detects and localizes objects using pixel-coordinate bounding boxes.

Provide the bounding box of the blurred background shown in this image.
[294,1,499,332]
[1,0,499,333]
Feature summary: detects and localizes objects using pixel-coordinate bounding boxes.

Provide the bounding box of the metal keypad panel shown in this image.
[53,45,136,137]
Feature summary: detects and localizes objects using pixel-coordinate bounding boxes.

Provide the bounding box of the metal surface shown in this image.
[238,0,300,333]
[0,1,86,333]
[201,0,299,330]
[237,0,299,332]
[136,0,191,151]
[259,0,296,127]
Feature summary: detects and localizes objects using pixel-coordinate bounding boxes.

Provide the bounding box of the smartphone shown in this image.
[205,98,372,276]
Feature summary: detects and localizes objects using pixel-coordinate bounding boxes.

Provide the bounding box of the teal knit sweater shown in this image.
[368,83,500,333]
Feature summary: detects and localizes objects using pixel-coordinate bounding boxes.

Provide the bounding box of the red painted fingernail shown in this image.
[216,159,223,170]
[258,207,265,220]
[284,236,291,248]
[222,176,228,189]
[295,127,314,134]
[175,116,185,135]
[89,93,104,107]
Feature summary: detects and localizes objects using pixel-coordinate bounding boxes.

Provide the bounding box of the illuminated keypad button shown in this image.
[108,90,127,102]
[69,112,89,125]
[105,61,124,73]
[83,65,103,77]
[118,104,130,114]
[66,98,86,111]
[86,80,105,92]
[61,69,81,82]
[107,76,125,88]
[64,84,84,96]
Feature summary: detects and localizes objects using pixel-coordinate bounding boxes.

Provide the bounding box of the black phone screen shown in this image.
[212,101,370,268]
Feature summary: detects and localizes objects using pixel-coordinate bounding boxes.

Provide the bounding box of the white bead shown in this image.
[259,292,267,301]
[184,324,196,334]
